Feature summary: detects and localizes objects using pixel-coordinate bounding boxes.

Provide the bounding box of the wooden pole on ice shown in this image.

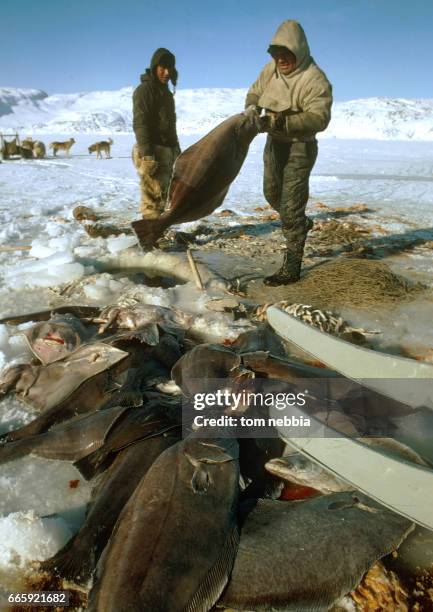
[187,248,204,291]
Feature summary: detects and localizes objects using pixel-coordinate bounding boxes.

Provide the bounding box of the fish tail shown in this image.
[1,414,51,442]
[40,536,94,585]
[0,438,34,464]
[186,525,239,612]
[74,447,108,480]
[131,218,167,250]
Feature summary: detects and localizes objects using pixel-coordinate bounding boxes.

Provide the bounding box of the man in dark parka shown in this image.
[132,48,180,218]
[246,21,333,285]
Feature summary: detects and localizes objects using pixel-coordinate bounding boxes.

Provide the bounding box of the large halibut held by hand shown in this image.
[132,112,261,250]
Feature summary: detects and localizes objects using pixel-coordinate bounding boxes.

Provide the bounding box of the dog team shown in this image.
[0,136,114,160]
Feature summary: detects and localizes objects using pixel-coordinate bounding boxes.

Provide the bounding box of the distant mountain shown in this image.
[1,86,433,140]
[327,97,433,140]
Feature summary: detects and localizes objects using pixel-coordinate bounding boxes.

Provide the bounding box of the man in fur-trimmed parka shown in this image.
[132,48,180,218]
[246,21,332,285]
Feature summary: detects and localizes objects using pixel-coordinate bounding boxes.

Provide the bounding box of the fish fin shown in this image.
[40,537,94,586]
[186,525,239,612]
[131,218,167,251]
[101,390,143,410]
[107,324,160,347]
[0,438,35,465]
[191,465,211,494]
[74,448,110,481]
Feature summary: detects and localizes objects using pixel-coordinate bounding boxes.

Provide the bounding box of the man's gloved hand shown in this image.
[258,112,286,133]
[244,104,260,117]
[138,155,159,177]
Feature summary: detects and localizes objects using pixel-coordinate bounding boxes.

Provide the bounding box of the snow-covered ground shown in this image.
[1,87,433,598]
[2,134,433,296]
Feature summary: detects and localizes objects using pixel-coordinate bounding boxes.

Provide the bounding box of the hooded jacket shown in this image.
[245,21,332,142]
[133,48,179,156]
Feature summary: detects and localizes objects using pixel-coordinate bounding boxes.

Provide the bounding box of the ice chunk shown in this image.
[0,324,32,363]
[6,251,74,276]
[82,274,116,302]
[105,234,138,253]
[83,285,112,302]
[29,241,57,259]
[11,263,85,289]
[49,236,77,251]
[4,247,86,288]
[0,511,72,568]
[0,325,9,355]
[108,279,124,292]
[74,245,100,257]
[45,222,64,238]
[0,456,92,519]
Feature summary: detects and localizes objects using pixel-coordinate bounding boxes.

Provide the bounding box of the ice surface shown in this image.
[105,233,138,253]
[0,511,72,568]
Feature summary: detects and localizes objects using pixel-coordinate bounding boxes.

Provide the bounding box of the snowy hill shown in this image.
[328,97,433,140]
[1,86,433,140]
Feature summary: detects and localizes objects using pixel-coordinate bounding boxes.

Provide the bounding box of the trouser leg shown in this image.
[132,144,177,219]
[279,140,317,257]
[153,144,177,211]
[263,137,317,284]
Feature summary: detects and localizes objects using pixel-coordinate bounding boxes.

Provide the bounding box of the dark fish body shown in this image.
[132,112,260,249]
[89,435,239,612]
[230,325,291,358]
[385,525,433,580]
[241,351,338,382]
[171,343,242,397]
[0,392,181,472]
[41,431,181,584]
[240,351,358,404]
[220,493,413,611]
[0,405,128,465]
[1,344,129,443]
[0,363,28,398]
[239,438,286,501]
[8,343,128,413]
[172,344,347,404]
[74,396,182,479]
[0,305,101,326]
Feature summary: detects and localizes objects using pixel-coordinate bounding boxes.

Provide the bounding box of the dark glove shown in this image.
[259,112,285,133]
[244,104,260,117]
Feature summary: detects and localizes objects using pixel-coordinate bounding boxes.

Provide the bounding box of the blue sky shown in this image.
[2,0,433,100]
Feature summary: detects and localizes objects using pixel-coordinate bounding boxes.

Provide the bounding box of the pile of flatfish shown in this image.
[0,307,429,611]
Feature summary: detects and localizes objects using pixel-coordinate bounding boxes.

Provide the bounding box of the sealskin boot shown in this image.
[263,250,302,286]
[263,217,314,286]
